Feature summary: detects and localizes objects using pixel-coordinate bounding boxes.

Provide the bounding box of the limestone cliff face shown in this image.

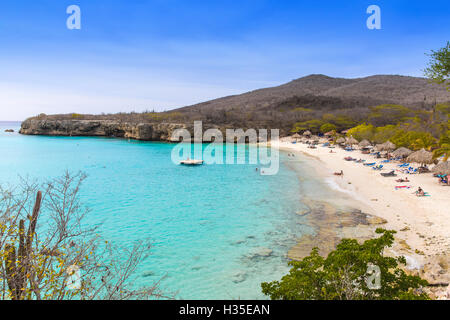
[19,119,272,142]
[19,119,192,142]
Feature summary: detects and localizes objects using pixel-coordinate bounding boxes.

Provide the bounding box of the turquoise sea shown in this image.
[0,121,330,299]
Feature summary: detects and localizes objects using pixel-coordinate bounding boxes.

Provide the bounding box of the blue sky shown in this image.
[0,0,449,120]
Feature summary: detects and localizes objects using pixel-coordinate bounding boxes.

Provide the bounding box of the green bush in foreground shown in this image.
[261,229,430,300]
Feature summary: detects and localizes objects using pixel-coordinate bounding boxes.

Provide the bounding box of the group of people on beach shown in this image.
[330,148,430,197]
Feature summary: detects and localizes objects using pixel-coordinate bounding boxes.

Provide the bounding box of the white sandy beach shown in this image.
[271,138,450,296]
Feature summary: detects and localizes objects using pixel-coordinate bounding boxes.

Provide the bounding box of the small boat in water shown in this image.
[180,159,204,166]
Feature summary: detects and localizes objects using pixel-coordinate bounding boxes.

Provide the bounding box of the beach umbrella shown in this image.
[303,130,312,136]
[336,137,345,144]
[407,148,434,165]
[432,161,450,175]
[358,139,371,148]
[311,135,320,141]
[383,141,396,151]
[324,131,335,137]
[376,142,386,151]
[292,133,301,139]
[392,147,413,158]
[377,141,396,152]
[346,136,358,145]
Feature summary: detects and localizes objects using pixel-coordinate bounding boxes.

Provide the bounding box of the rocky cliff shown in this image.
[19,119,191,142]
[19,119,274,142]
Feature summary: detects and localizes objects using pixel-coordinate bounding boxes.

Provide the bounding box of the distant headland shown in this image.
[19,74,450,141]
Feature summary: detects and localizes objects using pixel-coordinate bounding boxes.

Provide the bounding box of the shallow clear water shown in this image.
[0,121,313,299]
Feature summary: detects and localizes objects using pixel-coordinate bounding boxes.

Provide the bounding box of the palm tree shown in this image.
[433,134,450,161]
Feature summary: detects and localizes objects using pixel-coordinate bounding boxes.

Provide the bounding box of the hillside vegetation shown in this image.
[28,74,450,137]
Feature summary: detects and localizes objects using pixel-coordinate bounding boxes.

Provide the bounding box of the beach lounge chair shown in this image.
[381,170,397,177]
[418,166,430,174]
[364,162,376,166]
[398,163,409,168]
[373,165,384,170]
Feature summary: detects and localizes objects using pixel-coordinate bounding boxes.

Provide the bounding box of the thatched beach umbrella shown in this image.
[303,130,312,136]
[336,137,346,144]
[377,141,396,152]
[346,136,358,145]
[383,141,396,151]
[392,147,413,158]
[292,133,301,139]
[432,162,450,175]
[407,148,433,165]
[358,139,371,148]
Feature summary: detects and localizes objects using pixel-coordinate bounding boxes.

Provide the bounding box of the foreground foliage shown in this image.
[0,173,168,300]
[261,229,429,300]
